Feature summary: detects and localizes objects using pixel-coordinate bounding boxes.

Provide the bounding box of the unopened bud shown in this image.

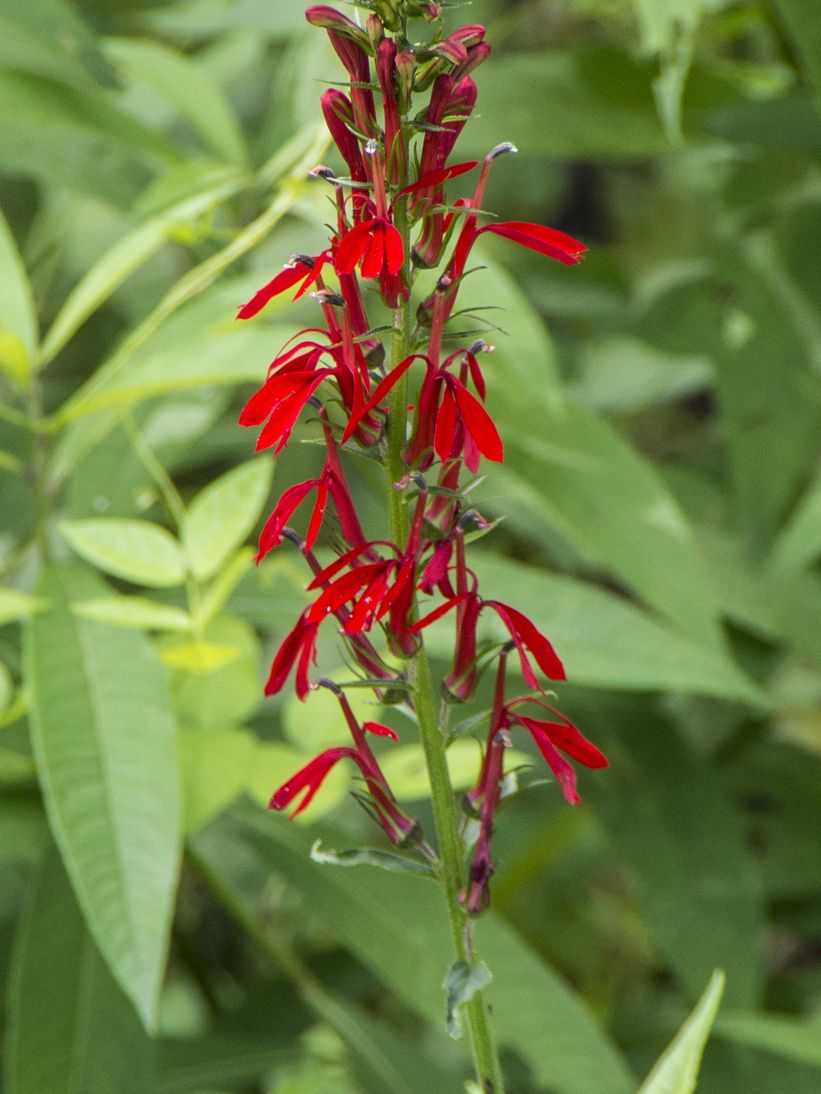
[365,13,384,50]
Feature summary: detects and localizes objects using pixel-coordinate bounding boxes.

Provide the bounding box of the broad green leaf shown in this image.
[771,0,821,95]
[716,1011,821,1071]
[61,517,186,587]
[583,707,764,1007]
[0,588,45,626]
[711,240,821,551]
[184,459,273,581]
[160,639,239,673]
[0,207,37,381]
[424,553,763,705]
[0,660,12,712]
[0,70,176,206]
[193,805,636,1094]
[380,741,533,802]
[73,595,192,632]
[165,614,261,729]
[462,48,667,160]
[0,0,116,88]
[23,566,182,1028]
[179,728,256,833]
[142,0,310,39]
[637,970,725,1094]
[105,38,248,166]
[489,398,726,649]
[5,842,152,1094]
[55,325,290,424]
[40,170,246,366]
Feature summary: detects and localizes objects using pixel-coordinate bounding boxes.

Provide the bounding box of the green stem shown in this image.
[384,293,504,1092]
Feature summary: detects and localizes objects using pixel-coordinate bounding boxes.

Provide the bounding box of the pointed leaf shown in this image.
[73,595,192,632]
[0,207,37,383]
[60,518,186,588]
[23,566,182,1028]
[637,970,726,1094]
[5,842,153,1094]
[184,458,273,580]
[310,840,435,877]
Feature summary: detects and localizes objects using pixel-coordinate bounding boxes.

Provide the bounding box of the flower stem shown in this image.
[384,294,504,1093]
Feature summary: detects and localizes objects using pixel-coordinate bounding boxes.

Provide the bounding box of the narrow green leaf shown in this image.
[0,207,37,380]
[5,842,153,1094]
[424,553,764,706]
[490,398,726,649]
[60,518,186,588]
[184,459,273,581]
[444,960,493,1040]
[105,37,248,165]
[0,0,117,88]
[715,1011,821,1071]
[0,588,45,626]
[73,595,192,632]
[23,566,182,1028]
[637,970,726,1094]
[310,840,435,877]
[40,170,246,366]
[193,805,636,1094]
[766,468,821,575]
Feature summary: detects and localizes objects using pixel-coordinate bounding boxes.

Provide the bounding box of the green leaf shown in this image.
[715,1011,821,1071]
[444,959,493,1040]
[55,325,290,423]
[424,553,763,705]
[766,468,821,575]
[72,595,192,632]
[380,740,533,802]
[461,48,667,160]
[104,37,248,165]
[637,970,726,1094]
[0,0,116,88]
[771,0,821,95]
[631,0,704,54]
[490,398,726,649]
[193,805,637,1094]
[40,170,246,366]
[584,707,764,1007]
[5,841,153,1094]
[0,206,37,382]
[0,70,176,206]
[60,518,186,588]
[310,840,435,877]
[0,588,45,626]
[184,458,273,581]
[23,566,182,1029]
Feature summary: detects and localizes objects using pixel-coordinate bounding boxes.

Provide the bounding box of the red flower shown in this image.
[237,253,329,320]
[335,215,404,281]
[265,610,319,699]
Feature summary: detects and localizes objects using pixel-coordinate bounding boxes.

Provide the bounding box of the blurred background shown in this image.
[1,0,821,1091]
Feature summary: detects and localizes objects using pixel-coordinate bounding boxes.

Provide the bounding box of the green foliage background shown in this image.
[2,0,821,1091]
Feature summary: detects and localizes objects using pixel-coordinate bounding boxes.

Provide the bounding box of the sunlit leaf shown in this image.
[23,566,182,1029]
[60,518,186,588]
[637,970,725,1094]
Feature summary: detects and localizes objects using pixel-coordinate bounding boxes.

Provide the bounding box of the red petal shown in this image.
[269,746,354,815]
[237,264,306,319]
[341,353,419,443]
[488,602,566,683]
[434,386,458,463]
[335,219,377,274]
[256,479,317,561]
[397,160,479,197]
[529,718,608,769]
[383,222,405,275]
[409,592,469,633]
[360,225,385,279]
[305,478,330,551]
[479,221,586,266]
[363,720,398,741]
[254,376,326,453]
[524,724,581,805]
[451,381,503,462]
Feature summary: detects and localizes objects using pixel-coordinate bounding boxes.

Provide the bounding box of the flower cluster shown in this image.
[239,1,607,912]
